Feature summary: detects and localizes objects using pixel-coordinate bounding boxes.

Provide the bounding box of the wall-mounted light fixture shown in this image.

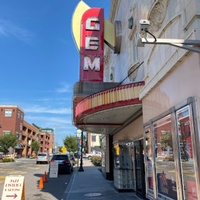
[128,17,134,29]
[137,19,200,53]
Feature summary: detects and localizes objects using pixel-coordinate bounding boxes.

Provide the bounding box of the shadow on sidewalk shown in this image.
[33,171,73,200]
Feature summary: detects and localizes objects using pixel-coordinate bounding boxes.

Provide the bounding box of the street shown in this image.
[0,158,73,200]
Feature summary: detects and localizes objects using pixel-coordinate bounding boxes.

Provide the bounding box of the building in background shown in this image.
[0,105,54,157]
[22,121,39,157]
[86,132,102,154]
[39,128,54,153]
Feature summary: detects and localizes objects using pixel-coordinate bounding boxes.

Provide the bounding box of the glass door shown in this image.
[134,139,146,199]
[176,106,198,200]
[145,128,155,199]
[153,114,178,200]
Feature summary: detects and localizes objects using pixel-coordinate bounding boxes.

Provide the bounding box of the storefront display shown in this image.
[154,115,177,200]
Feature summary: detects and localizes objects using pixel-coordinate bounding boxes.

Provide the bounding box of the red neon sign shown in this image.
[80,8,104,82]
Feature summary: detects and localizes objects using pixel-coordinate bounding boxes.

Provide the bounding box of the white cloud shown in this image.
[24,115,77,145]
[25,115,72,125]
[0,19,34,42]
[23,105,72,115]
[56,83,72,93]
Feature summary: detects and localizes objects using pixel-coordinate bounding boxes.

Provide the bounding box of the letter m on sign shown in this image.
[80,8,104,82]
[84,56,100,71]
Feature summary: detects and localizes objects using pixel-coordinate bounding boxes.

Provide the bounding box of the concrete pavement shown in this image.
[65,158,139,200]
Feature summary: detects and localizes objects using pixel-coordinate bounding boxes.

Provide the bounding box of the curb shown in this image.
[64,167,78,200]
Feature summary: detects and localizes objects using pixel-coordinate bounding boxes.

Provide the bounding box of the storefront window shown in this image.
[176,106,198,200]
[154,114,177,200]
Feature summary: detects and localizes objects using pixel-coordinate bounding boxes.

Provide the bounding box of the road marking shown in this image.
[8,171,27,175]
[27,167,40,169]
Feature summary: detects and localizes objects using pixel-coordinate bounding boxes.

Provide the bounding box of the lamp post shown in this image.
[77,129,84,172]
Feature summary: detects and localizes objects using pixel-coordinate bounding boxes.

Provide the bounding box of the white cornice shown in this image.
[0,105,24,112]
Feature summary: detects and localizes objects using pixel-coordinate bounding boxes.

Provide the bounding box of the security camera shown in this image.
[139,19,150,38]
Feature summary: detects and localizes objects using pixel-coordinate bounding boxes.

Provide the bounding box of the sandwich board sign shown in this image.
[49,162,58,178]
[1,175,25,200]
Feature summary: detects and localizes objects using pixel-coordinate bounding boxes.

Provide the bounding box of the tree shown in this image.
[58,146,63,153]
[30,141,40,155]
[63,135,78,153]
[0,133,18,154]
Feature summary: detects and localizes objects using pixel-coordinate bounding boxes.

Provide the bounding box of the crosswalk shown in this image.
[0,165,43,185]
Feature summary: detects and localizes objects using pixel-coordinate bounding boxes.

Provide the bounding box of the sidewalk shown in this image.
[65,158,139,200]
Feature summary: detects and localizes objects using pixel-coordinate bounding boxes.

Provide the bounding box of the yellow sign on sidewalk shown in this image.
[1,175,25,200]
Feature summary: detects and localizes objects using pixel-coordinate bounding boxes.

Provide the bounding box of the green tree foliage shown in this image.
[0,133,18,154]
[30,141,40,154]
[58,146,62,153]
[160,132,172,149]
[63,135,78,153]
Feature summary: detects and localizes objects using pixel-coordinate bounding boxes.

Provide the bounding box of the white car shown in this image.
[36,153,49,164]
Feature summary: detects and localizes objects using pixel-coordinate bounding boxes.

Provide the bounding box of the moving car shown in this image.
[50,154,73,174]
[36,152,50,164]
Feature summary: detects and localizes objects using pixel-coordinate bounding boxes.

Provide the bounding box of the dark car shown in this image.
[50,154,73,174]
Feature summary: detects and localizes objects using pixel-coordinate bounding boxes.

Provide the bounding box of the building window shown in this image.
[92,135,96,142]
[5,109,12,117]
[18,111,20,118]
[3,131,11,135]
[20,123,23,131]
[16,132,21,140]
[128,36,139,82]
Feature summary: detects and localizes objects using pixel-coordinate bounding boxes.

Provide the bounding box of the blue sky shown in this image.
[0,0,110,146]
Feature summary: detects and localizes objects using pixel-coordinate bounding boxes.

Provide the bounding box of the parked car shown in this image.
[50,154,73,174]
[36,152,50,164]
[83,152,102,160]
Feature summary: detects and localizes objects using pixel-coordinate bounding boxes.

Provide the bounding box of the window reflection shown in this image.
[154,115,177,200]
[145,129,153,191]
[177,106,197,200]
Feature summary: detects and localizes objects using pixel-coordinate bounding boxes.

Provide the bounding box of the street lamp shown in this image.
[77,129,84,172]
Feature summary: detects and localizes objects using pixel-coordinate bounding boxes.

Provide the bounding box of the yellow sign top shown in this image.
[71,1,115,51]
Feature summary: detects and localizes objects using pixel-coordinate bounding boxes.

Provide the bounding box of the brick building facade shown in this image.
[0,105,54,157]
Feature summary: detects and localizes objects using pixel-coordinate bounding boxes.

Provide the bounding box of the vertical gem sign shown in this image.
[80,8,104,82]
